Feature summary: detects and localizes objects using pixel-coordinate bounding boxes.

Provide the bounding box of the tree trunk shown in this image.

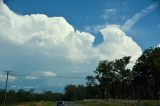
[154,83,159,99]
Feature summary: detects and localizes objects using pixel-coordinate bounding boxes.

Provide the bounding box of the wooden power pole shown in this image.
[3,71,12,106]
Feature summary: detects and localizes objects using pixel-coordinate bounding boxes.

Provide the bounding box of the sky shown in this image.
[0,0,160,92]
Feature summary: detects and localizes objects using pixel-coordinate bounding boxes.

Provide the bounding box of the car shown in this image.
[56,101,65,106]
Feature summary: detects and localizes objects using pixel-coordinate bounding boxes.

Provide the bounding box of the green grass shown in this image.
[76,100,160,106]
[77,101,135,106]
[8,101,55,106]
[140,100,160,106]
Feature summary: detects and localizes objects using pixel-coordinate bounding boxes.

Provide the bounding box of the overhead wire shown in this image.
[0,73,86,79]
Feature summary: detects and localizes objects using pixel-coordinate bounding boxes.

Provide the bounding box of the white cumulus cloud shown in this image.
[98,25,142,62]
[0,0,142,82]
[0,75,16,81]
[25,76,38,80]
[25,71,56,80]
[42,71,57,77]
[24,86,39,89]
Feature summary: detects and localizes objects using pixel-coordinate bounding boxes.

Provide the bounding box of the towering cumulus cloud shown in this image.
[98,25,142,62]
[0,0,142,74]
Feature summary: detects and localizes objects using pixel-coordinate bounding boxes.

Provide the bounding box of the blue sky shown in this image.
[0,0,159,92]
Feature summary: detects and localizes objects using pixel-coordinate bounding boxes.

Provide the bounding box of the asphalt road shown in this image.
[64,102,83,106]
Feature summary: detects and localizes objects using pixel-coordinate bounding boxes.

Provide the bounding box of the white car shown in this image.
[56,101,65,106]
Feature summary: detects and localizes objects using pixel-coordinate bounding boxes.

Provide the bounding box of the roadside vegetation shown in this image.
[14,101,55,106]
[77,100,160,106]
[65,47,160,100]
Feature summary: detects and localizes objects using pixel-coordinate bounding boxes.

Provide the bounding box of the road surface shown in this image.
[64,102,83,106]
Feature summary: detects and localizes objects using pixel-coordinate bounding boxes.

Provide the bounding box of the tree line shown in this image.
[64,47,160,100]
[0,89,64,104]
[0,47,159,104]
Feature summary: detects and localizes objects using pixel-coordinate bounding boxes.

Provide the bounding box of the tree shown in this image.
[94,60,114,98]
[76,85,86,100]
[17,89,32,102]
[0,89,5,105]
[7,90,17,103]
[133,47,160,99]
[64,84,77,100]
[86,76,96,87]
[114,56,132,98]
[86,76,98,98]
[93,56,132,99]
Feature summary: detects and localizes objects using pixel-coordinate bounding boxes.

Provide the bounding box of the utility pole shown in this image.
[3,71,12,106]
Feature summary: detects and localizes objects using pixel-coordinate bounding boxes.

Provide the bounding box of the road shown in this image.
[64,102,83,106]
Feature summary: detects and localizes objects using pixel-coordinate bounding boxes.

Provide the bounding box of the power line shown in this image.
[0,71,86,105]
[9,74,86,78]
[0,73,86,78]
